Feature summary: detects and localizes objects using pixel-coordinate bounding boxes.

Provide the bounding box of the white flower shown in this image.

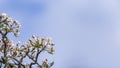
[14,20,19,25]
[6,17,12,22]
[1,13,7,17]
[45,45,51,50]
[48,37,52,41]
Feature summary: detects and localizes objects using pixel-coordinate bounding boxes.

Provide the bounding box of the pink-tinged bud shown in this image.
[41,37,46,41]
[7,42,12,46]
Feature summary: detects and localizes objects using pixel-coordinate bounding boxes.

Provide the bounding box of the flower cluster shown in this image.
[42,59,54,68]
[0,13,55,68]
[28,35,55,54]
[4,35,55,68]
[0,13,21,37]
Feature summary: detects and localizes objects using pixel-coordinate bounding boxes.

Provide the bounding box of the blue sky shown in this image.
[1,0,120,68]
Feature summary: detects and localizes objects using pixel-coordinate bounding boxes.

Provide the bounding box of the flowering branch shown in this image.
[0,13,55,68]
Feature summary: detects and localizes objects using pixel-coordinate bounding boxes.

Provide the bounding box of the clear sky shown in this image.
[0,0,120,68]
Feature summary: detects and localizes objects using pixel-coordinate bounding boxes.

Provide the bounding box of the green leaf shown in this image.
[47,50,53,54]
[0,48,2,52]
[35,44,40,48]
[2,27,7,31]
[0,24,3,28]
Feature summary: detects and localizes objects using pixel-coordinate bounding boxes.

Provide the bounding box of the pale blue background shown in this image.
[0,0,120,68]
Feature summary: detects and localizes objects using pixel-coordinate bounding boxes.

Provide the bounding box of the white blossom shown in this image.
[1,13,7,17]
